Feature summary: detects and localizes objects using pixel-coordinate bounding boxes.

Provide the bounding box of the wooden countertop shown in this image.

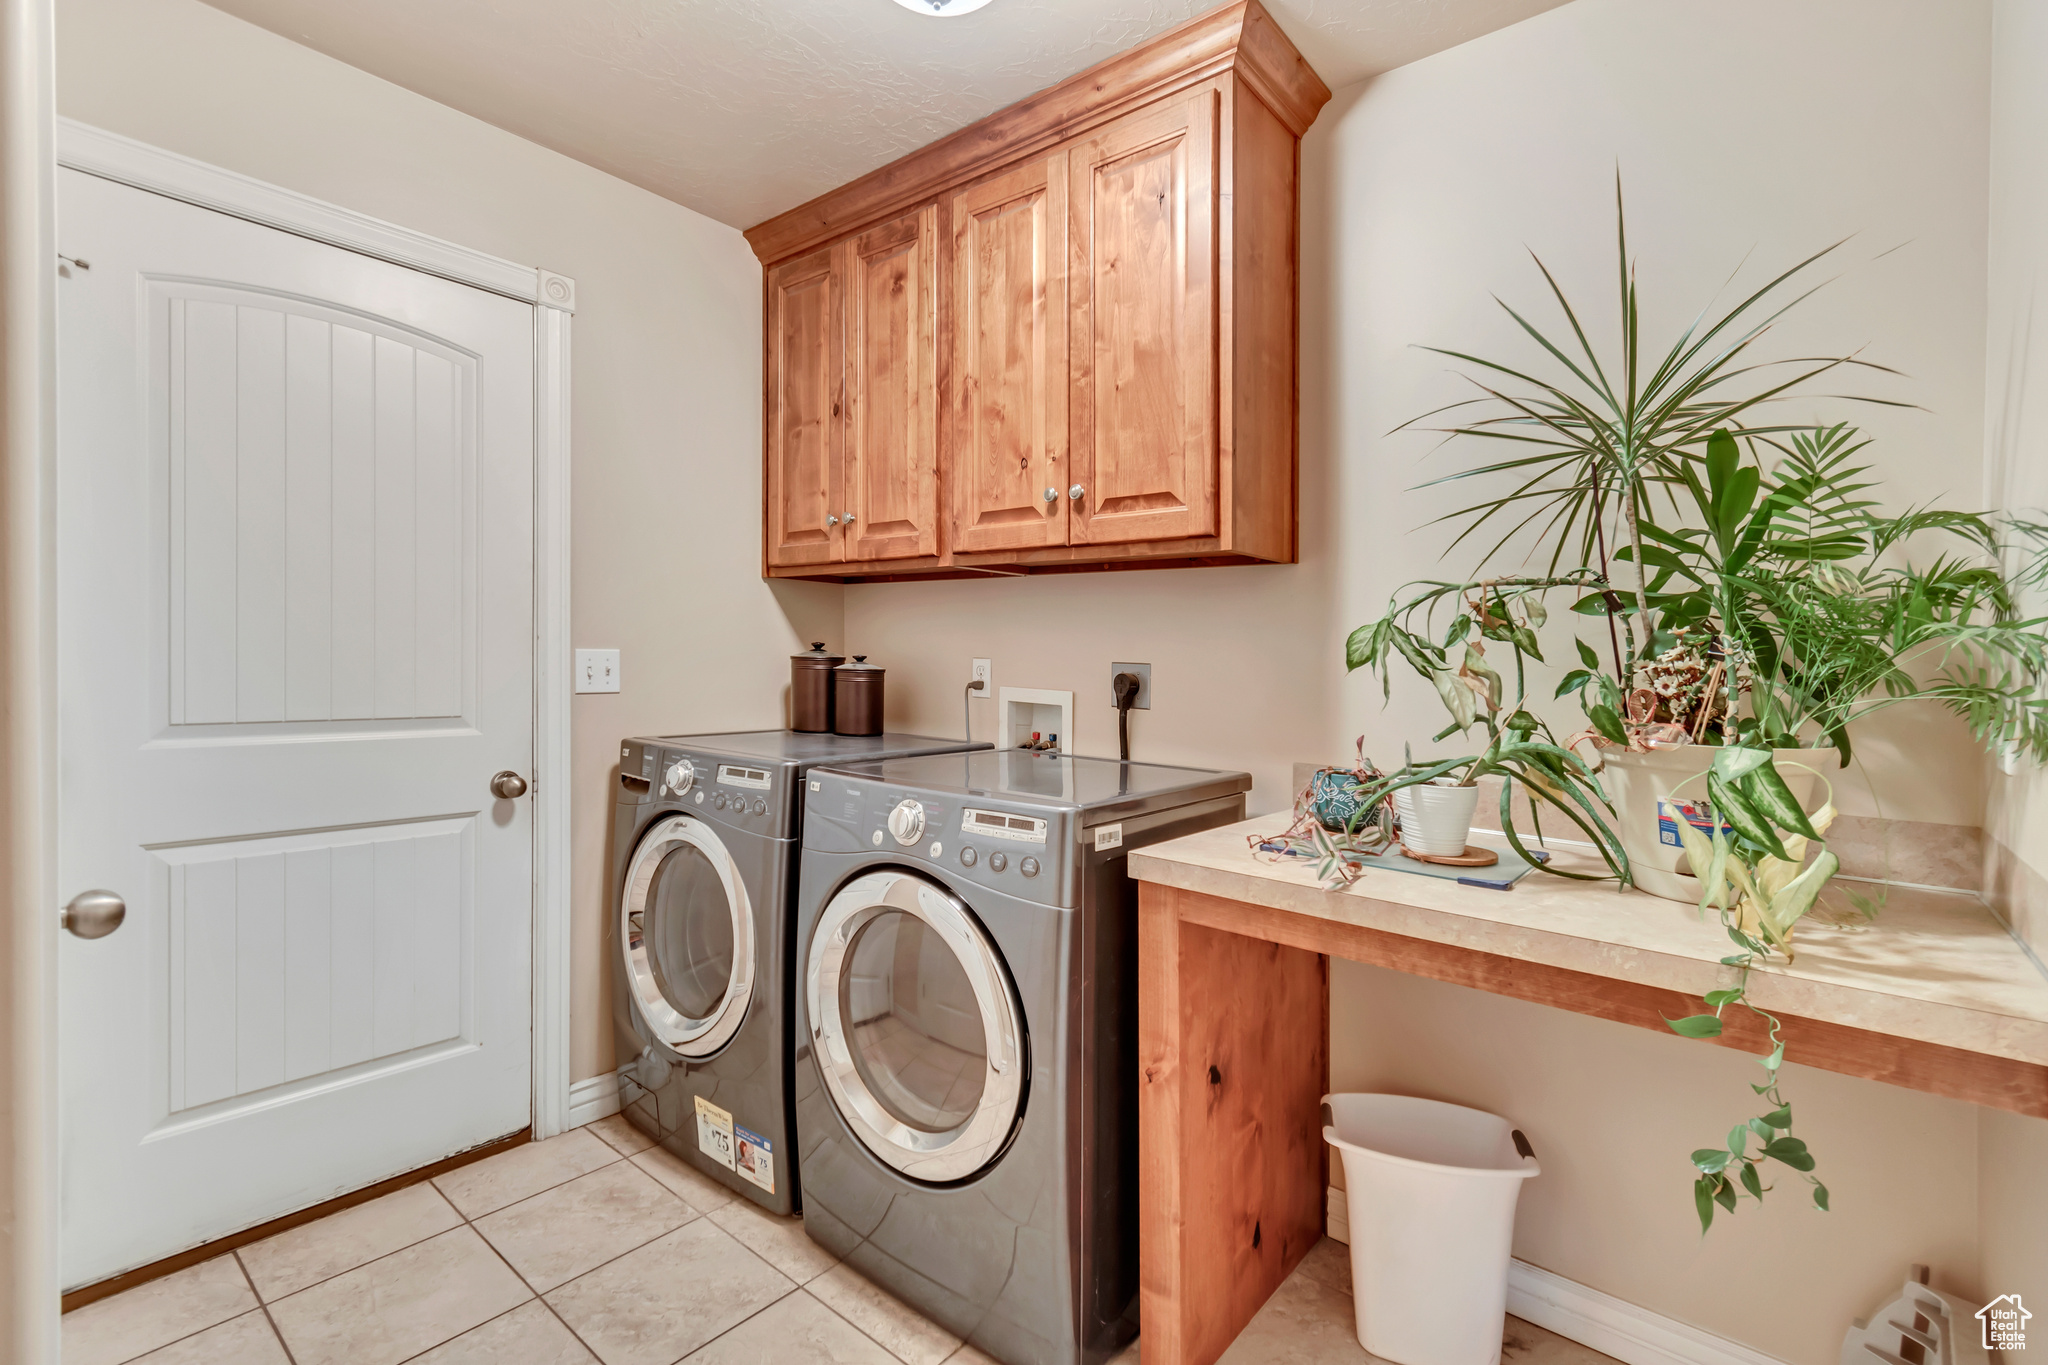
[1130,815,2048,1075]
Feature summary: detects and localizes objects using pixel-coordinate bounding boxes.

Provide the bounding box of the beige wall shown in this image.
[850,0,1999,1358]
[1983,0,2048,962]
[1977,0,2048,1333]
[53,0,841,1085]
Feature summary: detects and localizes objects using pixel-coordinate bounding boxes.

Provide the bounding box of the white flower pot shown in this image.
[1597,745,1834,901]
[1393,779,1480,857]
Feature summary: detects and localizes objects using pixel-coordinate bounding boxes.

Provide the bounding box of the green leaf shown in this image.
[1813,1182,1830,1212]
[1706,429,1740,502]
[1587,703,1630,746]
[1762,1105,1792,1129]
[1555,668,1591,699]
[1740,1162,1764,1200]
[1665,1014,1724,1038]
[1713,1175,1738,1213]
[1691,1148,1732,1174]
[1703,988,1744,1007]
[1694,1177,1716,1233]
[1762,1137,1815,1171]
[1748,1116,1776,1142]
[1736,757,1820,840]
[1708,771,1791,860]
[1727,1125,1748,1158]
[1710,746,1774,783]
[1576,638,1601,670]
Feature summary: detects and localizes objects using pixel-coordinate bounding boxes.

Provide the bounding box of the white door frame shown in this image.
[53,119,578,1140]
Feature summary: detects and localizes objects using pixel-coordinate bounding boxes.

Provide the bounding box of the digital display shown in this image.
[962,808,1047,844]
[718,765,772,790]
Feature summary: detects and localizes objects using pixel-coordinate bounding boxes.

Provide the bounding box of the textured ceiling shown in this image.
[200,0,1572,229]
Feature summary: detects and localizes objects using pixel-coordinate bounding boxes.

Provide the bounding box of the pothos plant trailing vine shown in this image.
[1661,746,1838,1229]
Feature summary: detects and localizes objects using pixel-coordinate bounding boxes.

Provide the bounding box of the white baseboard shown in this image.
[566,1071,623,1129]
[1325,1189,1786,1365]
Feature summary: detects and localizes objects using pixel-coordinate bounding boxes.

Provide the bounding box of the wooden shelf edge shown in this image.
[1151,882,2048,1119]
[743,0,1331,267]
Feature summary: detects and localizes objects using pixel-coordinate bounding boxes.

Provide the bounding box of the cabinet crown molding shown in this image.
[742,0,1330,268]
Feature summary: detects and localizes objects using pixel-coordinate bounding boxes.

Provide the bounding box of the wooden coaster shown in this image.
[1398,842,1499,868]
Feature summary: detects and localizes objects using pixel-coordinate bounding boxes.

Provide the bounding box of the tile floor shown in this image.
[62,1119,1617,1365]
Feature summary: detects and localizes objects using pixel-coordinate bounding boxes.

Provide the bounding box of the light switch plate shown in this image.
[576,649,621,694]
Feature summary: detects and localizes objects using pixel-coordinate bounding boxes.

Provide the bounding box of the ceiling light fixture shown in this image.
[890,0,996,15]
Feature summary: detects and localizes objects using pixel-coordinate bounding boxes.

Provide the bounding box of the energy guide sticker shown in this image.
[694,1095,736,1171]
[734,1124,775,1194]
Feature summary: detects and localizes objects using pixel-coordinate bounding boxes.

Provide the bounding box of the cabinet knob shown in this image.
[843,512,856,525]
[1068,485,1085,501]
[826,514,839,527]
[1043,488,1057,503]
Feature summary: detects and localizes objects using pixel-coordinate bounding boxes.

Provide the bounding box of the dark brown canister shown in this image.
[790,642,844,733]
[832,656,885,736]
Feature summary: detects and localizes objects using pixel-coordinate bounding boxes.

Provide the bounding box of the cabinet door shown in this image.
[1068,91,1217,545]
[950,153,1069,554]
[765,247,842,567]
[843,207,940,562]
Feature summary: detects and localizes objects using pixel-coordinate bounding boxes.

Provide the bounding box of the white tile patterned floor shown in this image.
[61,1120,1617,1365]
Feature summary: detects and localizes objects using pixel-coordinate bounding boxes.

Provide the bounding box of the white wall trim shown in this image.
[530,293,575,1139]
[54,119,571,310]
[566,1071,622,1129]
[55,121,580,1148]
[1325,1189,1786,1365]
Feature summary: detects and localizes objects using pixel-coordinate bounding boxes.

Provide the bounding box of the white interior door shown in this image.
[55,169,536,1289]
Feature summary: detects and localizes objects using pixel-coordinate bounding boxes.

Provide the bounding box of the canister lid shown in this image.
[793,642,844,665]
[834,654,884,674]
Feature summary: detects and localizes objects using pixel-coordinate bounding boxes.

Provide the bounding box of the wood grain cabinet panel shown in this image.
[1068,92,1216,546]
[764,248,841,568]
[844,207,941,562]
[749,0,1331,581]
[950,155,1068,554]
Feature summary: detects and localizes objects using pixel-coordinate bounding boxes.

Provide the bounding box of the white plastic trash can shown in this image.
[1323,1093,1539,1365]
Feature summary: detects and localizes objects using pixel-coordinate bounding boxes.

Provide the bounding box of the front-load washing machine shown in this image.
[610,730,988,1214]
[792,750,1250,1365]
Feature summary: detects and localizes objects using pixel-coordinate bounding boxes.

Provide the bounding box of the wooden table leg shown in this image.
[1139,883,1329,1365]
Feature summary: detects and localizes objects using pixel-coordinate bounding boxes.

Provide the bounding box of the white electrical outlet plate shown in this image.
[1110,662,1152,710]
[576,648,621,694]
[972,659,992,689]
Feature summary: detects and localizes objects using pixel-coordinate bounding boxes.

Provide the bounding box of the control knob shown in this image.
[665,759,695,796]
[886,799,926,847]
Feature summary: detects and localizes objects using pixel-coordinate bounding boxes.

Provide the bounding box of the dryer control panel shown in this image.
[617,739,784,837]
[803,773,1077,906]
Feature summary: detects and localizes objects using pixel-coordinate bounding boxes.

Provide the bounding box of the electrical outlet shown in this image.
[971,659,993,690]
[1111,662,1152,710]
[575,648,621,694]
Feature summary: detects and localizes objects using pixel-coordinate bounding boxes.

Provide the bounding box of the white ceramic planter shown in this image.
[1393,779,1481,857]
[1597,745,1834,900]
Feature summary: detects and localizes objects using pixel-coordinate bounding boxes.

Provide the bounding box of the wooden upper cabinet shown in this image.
[951,153,1068,555]
[843,207,940,563]
[1067,91,1216,546]
[747,0,1331,580]
[764,248,841,568]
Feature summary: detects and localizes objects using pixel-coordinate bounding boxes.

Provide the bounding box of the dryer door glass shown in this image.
[809,869,1023,1182]
[621,815,755,1059]
[648,843,736,1021]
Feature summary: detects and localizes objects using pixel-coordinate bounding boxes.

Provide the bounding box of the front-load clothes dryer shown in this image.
[792,751,1250,1365]
[610,730,987,1214]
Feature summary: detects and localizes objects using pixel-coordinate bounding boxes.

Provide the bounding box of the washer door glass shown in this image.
[621,815,754,1058]
[809,869,1023,1182]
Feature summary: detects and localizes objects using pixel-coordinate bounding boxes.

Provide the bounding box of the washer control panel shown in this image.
[617,739,784,836]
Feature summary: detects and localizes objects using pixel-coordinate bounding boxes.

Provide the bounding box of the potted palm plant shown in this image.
[1352,187,2048,901]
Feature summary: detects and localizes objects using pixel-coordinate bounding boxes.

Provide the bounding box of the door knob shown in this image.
[1042,488,1057,503]
[63,890,126,940]
[1068,485,1085,501]
[491,770,529,800]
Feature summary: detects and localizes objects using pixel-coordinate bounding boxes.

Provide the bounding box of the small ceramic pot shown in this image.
[1392,779,1480,857]
[1310,768,1377,832]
